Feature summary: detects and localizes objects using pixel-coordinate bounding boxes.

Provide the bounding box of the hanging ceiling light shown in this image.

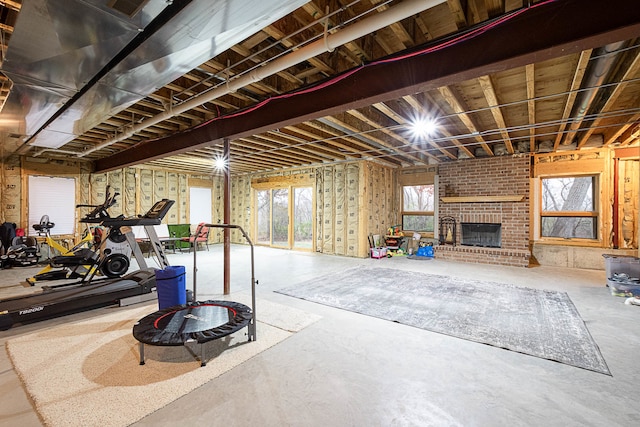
[214,155,227,170]
[409,117,437,139]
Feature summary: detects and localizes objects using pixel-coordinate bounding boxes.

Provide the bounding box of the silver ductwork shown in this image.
[0,0,307,151]
[75,0,448,158]
[0,0,170,146]
[561,41,627,145]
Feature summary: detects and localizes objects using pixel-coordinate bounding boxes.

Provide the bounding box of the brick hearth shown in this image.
[436,155,531,267]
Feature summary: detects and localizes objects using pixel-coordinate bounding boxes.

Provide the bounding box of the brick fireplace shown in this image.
[436,155,531,267]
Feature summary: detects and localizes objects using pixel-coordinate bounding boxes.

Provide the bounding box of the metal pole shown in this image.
[223,138,231,295]
[202,224,256,341]
[192,223,201,301]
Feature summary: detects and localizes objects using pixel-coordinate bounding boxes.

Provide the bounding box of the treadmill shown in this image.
[0,199,175,331]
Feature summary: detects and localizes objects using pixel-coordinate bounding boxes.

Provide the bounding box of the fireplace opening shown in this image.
[461,223,501,248]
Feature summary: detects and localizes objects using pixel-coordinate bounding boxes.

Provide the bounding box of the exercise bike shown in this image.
[26,217,99,285]
[26,186,132,286]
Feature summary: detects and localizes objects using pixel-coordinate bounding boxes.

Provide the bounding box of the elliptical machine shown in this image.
[27,186,132,286]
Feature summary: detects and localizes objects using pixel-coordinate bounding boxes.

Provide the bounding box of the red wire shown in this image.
[195,0,558,129]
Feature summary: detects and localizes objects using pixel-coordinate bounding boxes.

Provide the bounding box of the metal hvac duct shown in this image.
[0,0,307,152]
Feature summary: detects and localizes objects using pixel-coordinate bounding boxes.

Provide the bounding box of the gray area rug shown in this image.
[276,267,609,375]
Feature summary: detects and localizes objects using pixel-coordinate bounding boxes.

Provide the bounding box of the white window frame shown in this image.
[189,187,212,225]
[28,176,76,236]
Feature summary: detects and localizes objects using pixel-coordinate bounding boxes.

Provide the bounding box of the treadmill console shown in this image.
[143,199,175,220]
[101,199,175,227]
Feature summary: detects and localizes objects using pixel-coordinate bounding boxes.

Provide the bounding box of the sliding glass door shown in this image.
[256,190,270,245]
[254,186,313,251]
[293,187,313,249]
[271,188,289,247]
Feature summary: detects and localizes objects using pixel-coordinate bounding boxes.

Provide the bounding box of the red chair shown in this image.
[181,223,210,252]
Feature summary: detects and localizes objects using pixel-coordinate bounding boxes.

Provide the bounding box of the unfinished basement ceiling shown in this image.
[0,0,639,176]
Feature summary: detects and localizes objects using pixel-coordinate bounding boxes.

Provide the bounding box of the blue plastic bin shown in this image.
[155,265,187,309]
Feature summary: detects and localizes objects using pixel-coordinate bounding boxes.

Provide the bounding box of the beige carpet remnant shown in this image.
[7,297,319,427]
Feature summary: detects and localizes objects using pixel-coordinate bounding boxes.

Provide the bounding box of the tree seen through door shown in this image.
[271,188,289,246]
[255,186,313,250]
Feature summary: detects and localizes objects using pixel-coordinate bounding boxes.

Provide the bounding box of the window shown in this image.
[189,187,212,224]
[402,184,435,232]
[28,176,76,235]
[540,176,597,239]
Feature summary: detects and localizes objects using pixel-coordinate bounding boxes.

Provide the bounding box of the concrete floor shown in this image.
[1,245,639,427]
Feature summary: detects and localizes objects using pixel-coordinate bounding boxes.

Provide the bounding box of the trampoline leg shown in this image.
[200,344,206,367]
[248,321,256,342]
[139,342,145,365]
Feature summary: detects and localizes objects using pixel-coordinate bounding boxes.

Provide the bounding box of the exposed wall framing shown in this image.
[313,162,372,257]
[346,163,359,257]
[230,174,252,244]
[1,154,21,224]
[619,159,639,249]
[362,161,397,247]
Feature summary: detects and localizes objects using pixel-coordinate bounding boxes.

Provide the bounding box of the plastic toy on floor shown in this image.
[407,242,434,260]
[625,296,640,306]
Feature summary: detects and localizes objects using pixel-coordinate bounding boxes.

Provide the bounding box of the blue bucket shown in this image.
[155,265,187,309]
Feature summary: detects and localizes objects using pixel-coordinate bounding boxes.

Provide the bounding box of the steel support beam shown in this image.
[95,0,640,172]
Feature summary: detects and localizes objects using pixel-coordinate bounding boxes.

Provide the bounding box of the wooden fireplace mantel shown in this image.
[440,195,524,203]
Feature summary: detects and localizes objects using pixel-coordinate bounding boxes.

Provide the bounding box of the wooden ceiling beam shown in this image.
[232,139,324,169]
[438,86,494,155]
[370,1,414,49]
[346,107,435,163]
[95,0,640,172]
[279,125,358,159]
[306,1,372,65]
[398,96,459,160]
[238,135,329,164]
[618,123,640,146]
[478,74,514,153]
[484,0,505,18]
[192,145,293,172]
[525,63,536,150]
[446,0,468,29]
[322,115,411,165]
[300,121,373,157]
[260,131,341,161]
[604,112,640,146]
[231,43,302,86]
[0,0,21,12]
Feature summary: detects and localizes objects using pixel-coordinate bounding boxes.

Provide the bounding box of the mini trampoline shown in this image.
[133,224,257,367]
[133,300,252,366]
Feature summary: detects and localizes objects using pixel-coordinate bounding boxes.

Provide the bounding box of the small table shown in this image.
[135,237,182,255]
[159,237,183,253]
